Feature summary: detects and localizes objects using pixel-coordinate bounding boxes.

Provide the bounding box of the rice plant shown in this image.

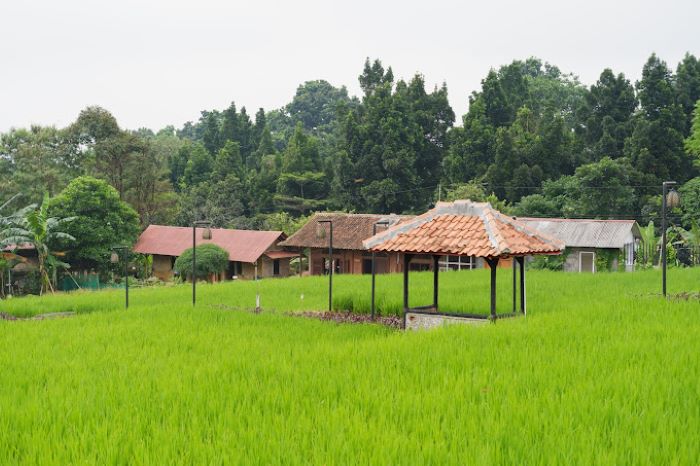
[1,268,699,464]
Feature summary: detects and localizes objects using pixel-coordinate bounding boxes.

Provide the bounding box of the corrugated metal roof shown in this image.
[516,218,640,249]
[279,213,412,250]
[364,201,564,258]
[133,225,286,263]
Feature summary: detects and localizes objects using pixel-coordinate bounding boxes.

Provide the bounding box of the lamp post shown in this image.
[111,245,130,309]
[192,220,212,306]
[371,221,389,320]
[318,219,333,312]
[662,181,679,297]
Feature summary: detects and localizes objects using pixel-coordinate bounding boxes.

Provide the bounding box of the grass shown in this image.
[1,268,699,464]
[2,266,659,318]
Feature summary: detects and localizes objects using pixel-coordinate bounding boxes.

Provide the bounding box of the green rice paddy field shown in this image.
[1,268,700,464]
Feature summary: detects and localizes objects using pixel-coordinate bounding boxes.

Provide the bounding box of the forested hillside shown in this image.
[2,54,700,232]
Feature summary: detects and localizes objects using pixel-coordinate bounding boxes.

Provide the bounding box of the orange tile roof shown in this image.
[363,200,564,258]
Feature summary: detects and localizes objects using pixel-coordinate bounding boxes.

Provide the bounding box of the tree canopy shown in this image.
[49,177,140,273]
[1,53,700,250]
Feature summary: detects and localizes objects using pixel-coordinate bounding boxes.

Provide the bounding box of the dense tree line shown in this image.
[2,54,700,237]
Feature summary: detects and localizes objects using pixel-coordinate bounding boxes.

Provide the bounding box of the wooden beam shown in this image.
[299,248,303,277]
[518,256,526,314]
[432,255,439,311]
[488,257,499,320]
[403,254,412,329]
[512,257,516,313]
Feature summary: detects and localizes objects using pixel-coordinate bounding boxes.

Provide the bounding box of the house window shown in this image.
[438,255,474,271]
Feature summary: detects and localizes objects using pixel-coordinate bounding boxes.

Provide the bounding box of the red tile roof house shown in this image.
[278,213,426,275]
[133,225,298,281]
[279,212,505,275]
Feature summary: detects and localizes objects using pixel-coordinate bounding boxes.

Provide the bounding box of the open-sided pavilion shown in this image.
[363,200,564,327]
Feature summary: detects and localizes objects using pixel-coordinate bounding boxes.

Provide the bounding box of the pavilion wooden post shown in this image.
[518,256,526,314]
[512,257,517,313]
[486,257,500,320]
[432,255,440,311]
[298,248,303,277]
[402,254,413,328]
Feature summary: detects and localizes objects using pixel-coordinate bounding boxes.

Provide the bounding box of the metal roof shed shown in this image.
[363,200,565,326]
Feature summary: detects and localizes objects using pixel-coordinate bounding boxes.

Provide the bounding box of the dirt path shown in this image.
[0,311,76,321]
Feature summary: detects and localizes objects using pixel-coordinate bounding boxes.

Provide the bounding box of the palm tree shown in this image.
[0,194,75,294]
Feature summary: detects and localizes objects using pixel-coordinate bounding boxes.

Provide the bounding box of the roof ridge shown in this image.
[146,224,284,235]
[479,206,509,254]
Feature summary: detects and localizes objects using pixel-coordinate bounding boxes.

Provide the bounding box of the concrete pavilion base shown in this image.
[404,311,490,331]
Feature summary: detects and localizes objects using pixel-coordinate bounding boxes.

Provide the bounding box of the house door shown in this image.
[273,259,280,276]
[579,252,595,273]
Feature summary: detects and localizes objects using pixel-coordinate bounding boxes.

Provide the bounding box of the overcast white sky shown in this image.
[1,0,698,132]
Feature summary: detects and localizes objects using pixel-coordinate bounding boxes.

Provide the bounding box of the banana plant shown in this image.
[638,221,658,267]
[0,194,76,294]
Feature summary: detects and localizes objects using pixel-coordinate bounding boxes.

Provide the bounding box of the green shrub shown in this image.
[174,244,229,281]
[529,251,567,271]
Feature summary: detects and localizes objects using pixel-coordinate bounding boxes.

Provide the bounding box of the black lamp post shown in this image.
[192,220,212,306]
[318,219,333,312]
[111,245,130,309]
[662,181,679,297]
[371,221,389,320]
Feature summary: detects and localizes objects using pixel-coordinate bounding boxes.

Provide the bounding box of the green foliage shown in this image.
[286,80,355,130]
[638,221,658,268]
[514,158,637,218]
[528,252,566,270]
[567,157,636,217]
[686,100,700,170]
[174,244,229,281]
[337,59,455,212]
[679,176,700,227]
[512,194,560,217]
[49,177,140,273]
[625,54,691,186]
[441,182,487,202]
[0,193,75,294]
[594,249,624,272]
[0,126,82,204]
[2,54,700,231]
[675,54,700,133]
[576,69,636,160]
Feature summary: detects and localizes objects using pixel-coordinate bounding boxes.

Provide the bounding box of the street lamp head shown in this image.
[202,226,212,240]
[110,251,120,263]
[666,189,680,209]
